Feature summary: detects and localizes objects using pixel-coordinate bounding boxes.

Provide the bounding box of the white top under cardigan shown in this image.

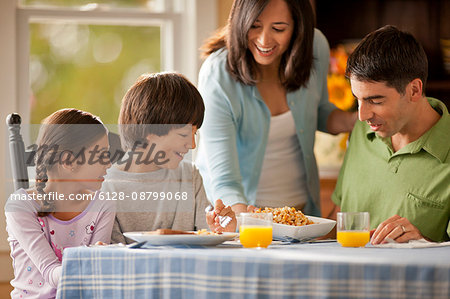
[256,110,308,209]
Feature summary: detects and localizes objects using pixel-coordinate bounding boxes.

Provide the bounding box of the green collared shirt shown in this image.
[332,98,450,242]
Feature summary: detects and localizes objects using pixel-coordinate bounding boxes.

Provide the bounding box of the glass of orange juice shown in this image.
[337,212,370,247]
[239,213,273,248]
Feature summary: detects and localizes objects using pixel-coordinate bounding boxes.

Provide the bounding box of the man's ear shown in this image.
[408,78,423,102]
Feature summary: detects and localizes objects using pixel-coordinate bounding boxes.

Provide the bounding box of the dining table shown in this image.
[56,240,450,299]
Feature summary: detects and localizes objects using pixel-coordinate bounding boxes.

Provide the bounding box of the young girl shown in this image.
[5,108,115,298]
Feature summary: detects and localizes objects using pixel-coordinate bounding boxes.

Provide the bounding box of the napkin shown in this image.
[373,238,450,249]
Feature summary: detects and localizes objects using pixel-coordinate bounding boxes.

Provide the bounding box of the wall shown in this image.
[217,0,233,27]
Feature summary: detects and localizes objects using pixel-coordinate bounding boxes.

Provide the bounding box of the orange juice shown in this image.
[239,225,273,248]
[337,231,370,247]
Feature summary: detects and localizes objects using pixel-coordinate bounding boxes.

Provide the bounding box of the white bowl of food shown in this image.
[255,207,336,241]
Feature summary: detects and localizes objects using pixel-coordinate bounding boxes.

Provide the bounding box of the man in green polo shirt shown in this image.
[332,25,449,244]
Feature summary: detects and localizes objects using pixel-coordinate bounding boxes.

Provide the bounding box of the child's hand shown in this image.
[206,199,237,233]
[94,241,107,246]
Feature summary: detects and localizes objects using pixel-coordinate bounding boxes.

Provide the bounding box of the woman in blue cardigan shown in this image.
[196,0,356,216]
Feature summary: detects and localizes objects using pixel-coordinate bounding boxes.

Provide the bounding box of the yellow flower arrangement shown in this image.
[314,44,355,166]
[327,45,355,111]
[327,73,354,111]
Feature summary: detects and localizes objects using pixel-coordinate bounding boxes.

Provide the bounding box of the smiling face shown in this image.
[247,0,294,69]
[351,77,414,138]
[146,125,198,170]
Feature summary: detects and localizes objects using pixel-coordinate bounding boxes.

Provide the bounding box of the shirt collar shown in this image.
[421,98,449,163]
[364,97,449,162]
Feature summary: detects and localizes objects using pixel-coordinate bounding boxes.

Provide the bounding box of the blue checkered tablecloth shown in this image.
[57,242,450,299]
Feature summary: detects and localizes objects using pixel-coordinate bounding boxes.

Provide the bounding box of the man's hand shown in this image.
[371,215,424,244]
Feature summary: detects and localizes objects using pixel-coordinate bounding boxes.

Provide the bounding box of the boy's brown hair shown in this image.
[119,72,205,150]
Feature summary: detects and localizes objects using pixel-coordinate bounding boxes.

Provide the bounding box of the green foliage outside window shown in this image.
[29,23,161,125]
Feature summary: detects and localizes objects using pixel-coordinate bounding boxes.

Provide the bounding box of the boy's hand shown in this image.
[94,241,107,246]
[206,199,237,233]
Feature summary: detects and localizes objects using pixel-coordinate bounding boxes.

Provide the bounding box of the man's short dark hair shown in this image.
[346,25,428,94]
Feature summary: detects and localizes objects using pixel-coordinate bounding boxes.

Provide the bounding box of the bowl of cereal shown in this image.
[255,207,336,241]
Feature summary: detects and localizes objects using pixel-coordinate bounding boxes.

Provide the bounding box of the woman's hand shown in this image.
[326,109,358,134]
[371,215,424,244]
[206,199,237,233]
[247,205,257,212]
[230,203,258,214]
[231,203,248,215]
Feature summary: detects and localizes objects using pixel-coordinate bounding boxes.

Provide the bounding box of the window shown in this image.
[29,22,161,124]
[11,0,217,126]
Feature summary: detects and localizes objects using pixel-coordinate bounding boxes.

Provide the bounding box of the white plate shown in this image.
[123,232,239,246]
[272,216,336,240]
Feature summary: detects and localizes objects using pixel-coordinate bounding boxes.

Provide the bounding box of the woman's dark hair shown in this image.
[118,72,205,151]
[201,0,316,91]
[346,25,428,94]
[35,108,106,217]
